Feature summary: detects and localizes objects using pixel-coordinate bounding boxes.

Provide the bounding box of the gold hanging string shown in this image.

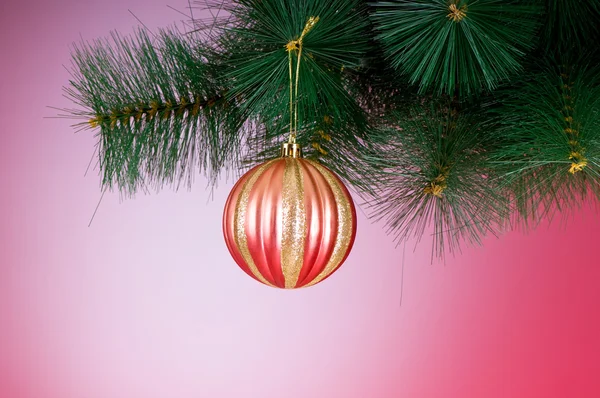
[286,16,320,143]
[288,44,295,141]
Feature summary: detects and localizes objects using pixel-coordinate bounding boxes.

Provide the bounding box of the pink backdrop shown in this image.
[1,1,599,397]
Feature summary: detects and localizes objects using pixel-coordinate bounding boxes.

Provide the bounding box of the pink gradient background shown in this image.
[1,1,600,397]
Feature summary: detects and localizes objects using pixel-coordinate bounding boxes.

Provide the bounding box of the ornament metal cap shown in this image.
[281,142,302,158]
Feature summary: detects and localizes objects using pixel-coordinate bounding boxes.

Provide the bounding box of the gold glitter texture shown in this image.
[280,158,306,288]
[234,160,278,287]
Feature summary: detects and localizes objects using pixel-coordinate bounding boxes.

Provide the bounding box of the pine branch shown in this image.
[363,105,508,259]
[488,60,600,227]
[371,0,541,97]
[60,28,243,195]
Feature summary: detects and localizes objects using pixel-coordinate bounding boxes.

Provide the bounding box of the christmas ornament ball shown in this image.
[223,143,357,289]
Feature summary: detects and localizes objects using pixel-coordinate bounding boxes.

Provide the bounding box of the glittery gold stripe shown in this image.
[280,158,306,288]
[234,160,278,287]
[304,161,354,288]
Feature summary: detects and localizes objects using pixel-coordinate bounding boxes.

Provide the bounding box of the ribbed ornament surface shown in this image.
[223,158,357,289]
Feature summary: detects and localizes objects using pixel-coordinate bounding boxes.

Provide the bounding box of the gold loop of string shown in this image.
[286,16,319,144]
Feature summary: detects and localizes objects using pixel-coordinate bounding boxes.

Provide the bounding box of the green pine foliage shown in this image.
[364,105,508,258]
[488,60,600,226]
[221,0,372,126]
[371,0,541,97]
[59,0,600,258]
[543,0,600,55]
[62,28,242,194]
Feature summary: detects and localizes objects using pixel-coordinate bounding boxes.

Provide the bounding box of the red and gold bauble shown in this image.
[223,142,357,289]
